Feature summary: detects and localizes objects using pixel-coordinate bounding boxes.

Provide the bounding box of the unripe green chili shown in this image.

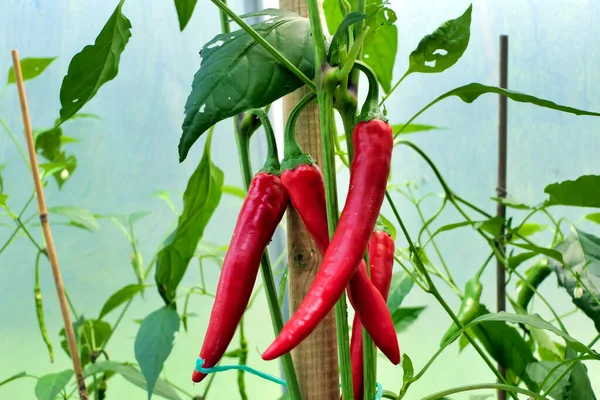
[515,260,551,311]
[440,277,483,346]
[34,250,54,362]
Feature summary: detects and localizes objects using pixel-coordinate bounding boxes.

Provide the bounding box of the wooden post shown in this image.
[496,35,508,400]
[280,1,340,398]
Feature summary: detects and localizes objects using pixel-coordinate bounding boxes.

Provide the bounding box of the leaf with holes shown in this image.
[59,0,131,122]
[544,175,600,208]
[549,228,600,332]
[48,206,99,232]
[34,369,73,400]
[179,11,316,161]
[406,4,472,75]
[156,129,223,304]
[135,306,180,400]
[7,57,56,84]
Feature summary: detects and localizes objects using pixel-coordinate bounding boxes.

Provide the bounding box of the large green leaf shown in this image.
[35,127,63,161]
[34,369,73,400]
[391,306,426,333]
[549,228,600,332]
[364,22,397,93]
[526,360,597,400]
[396,83,600,137]
[179,11,315,161]
[386,271,414,312]
[58,0,132,122]
[7,57,56,84]
[156,129,223,304]
[98,284,144,320]
[48,206,99,232]
[134,306,180,400]
[406,4,472,75]
[544,175,600,208]
[174,0,197,31]
[85,361,181,400]
[568,361,597,400]
[322,0,344,35]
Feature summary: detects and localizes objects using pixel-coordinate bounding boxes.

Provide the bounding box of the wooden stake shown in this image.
[496,35,508,400]
[279,1,340,398]
[11,50,89,400]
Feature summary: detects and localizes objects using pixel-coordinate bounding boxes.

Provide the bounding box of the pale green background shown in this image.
[1,0,599,399]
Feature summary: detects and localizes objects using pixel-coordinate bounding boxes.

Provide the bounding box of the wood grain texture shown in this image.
[280,0,340,398]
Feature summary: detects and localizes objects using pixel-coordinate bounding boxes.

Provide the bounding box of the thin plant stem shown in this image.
[210,0,315,92]
[0,117,30,168]
[420,383,547,400]
[237,317,249,400]
[338,26,370,81]
[379,72,409,106]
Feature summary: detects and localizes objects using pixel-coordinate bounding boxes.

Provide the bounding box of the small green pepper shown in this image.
[440,278,483,346]
[34,250,54,362]
[515,260,551,311]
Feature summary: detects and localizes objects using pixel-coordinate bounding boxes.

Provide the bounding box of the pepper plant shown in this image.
[1,1,600,400]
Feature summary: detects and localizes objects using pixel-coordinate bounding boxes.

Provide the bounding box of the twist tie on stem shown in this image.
[195,358,385,400]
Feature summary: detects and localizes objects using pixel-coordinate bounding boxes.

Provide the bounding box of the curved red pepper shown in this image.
[192,171,288,383]
[262,117,394,362]
[346,229,396,400]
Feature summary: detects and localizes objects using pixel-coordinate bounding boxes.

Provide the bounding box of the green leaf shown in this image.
[526,361,571,399]
[544,175,600,208]
[516,223,547,238]
[511,243,564,264]
[569,361,597,400]
[406,5,472,75]
[0,372,27,388]
[179,12,316,161]
[507,251,538,270]
[401,353,414,382]
[391,123,444,136]
[327,12,367,66]
[473,216,505,237]
[363,22,397,93]
[35,126,63,161]
[48,206,99,232]
[491,196,535,210]
[222,184,246,199]
[322,0,344,35]
[134,306,180,400]
[442,83,600,117]
[156,130,223,304]
[391,306,426,333]
[85,361,181,400]
[34,369,73,400]
[98,284,144,320]
[0,194,7,208]
[39,152,77,188]
[0,163,5,194]
[585,213,600,225]
[471,312,596,356]
[174,0,197,31]
[550,228,600,332]
[378,213,396,241]
[59,319,112,367]
[7,57,56,84]
[58,0,132,122]
[386,271,414,312]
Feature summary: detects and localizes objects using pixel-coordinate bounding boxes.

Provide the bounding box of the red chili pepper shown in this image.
[262,81,397,364]
[346,229,396,400]
[192,114,288,383]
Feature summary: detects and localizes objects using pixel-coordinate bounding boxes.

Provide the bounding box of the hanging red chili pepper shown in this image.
[346,228,396,400]
[262,64,397,364]
[192,113,288,383]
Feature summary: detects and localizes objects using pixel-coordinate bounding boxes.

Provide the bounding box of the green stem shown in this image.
[234,125,301,400]
[237,318,248,400]
[379,72,409,106]
[420,383,547,400]
[219,0,230,34]
[347,0,366,96]
[385,191,517,400]
[338,26,370,82]
[352,61,383,121]
[282,92,317,170]
[246,109,280,173]
[0,117,30,168]
[306,0,353,396]
[210,0,316,92]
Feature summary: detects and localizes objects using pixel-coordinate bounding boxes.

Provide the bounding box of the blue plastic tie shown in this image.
[195,357,384,400]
